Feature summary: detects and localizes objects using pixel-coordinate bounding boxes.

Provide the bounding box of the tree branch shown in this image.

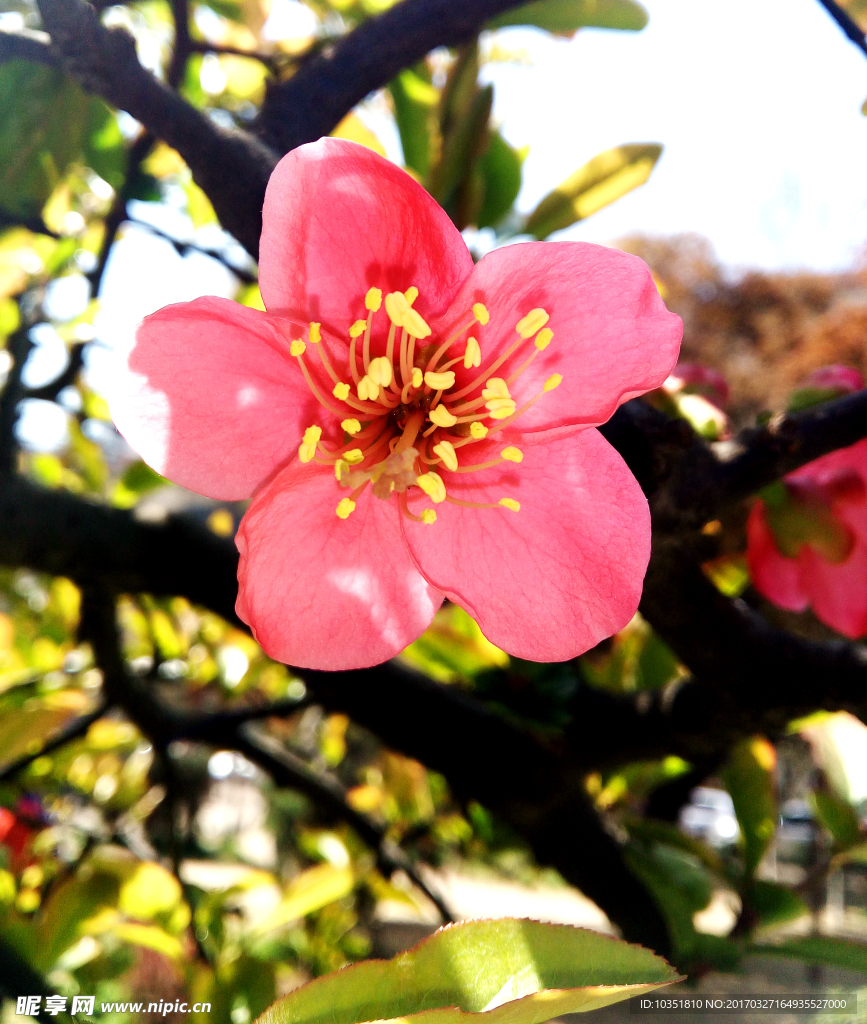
[0,29,56,65]
[35,0,277,257]
[816,0,867,59]
[254,0,536,153]
[0,698,110,782]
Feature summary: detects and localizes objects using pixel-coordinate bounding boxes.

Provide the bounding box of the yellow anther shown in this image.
[343,449,365,465]
[421,509,437,525]
[482,377,511,400]
[290,339,306,357]
[309,322,321,343]
[501,446,523,463]
[470,421,488,439]
[335,459,348,481]
[486,399,517,420]
[534,328,553,351]
[411,367,423,388]
[463,336,481,369]
[544,374,563,392]
[425,370,456,390]
[336,498,357,519]
[416,472,446,503]
[349,320,367,338]
[404,286,419,305]
[433,440,458,471]
[473,302,490,325]
[368,356,393,388]
[429,404,458,428]
[365,287,382,312]
[341,418,361,435]
[516,308,550,339]
[385,290,410,325]
[499,498,521,512]
[402,307,431,339]
[298,425,322,464]
[333,382,350,400]
[358,375,379,401]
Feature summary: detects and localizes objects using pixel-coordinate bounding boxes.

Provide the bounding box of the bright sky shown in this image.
[19,0,867,452]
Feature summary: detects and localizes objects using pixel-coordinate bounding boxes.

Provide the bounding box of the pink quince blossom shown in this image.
[111,139,682,670]
[747,434,867,639]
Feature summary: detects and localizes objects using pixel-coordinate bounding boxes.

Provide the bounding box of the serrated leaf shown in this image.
[524,143,661,239]
[488,0,647,35]
[257,919,679,1024]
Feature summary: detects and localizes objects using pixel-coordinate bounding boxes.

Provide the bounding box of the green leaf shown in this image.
[722,737,777,878]
[488,0,647,35]
[0,61,111,217]
[390,69,438,178]
[524,143,662,239]
[477,131,524,229]
[259,919,679,1024]
[82,103,125,191]
[812,790,863,850]
[746,881,808,928]
[752,936,867,973]
[247,864,355,940]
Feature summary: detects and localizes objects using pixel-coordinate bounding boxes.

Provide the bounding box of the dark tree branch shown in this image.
[167,0,191,90]
[0,29,56,65]
[35,0,277,257]
[0,318,36,477]
[0,206,59,237]
[816,0,867,59]
[254,0,534,153]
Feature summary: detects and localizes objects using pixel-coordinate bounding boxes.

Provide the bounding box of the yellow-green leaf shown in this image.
[258,919,679,1024]
[524,143,661,239]
[723,737,777,878]
[488,0,647,35]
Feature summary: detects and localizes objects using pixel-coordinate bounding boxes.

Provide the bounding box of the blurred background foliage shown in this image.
[1,0,867,1018]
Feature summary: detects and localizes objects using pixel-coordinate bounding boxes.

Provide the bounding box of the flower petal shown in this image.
[402,429,650,661]
[111,297,320,500]
[745,503,809,613]
[800,541,867,639]
[236,461,444,669]
[260,138,473,329]
[436,241,682,443]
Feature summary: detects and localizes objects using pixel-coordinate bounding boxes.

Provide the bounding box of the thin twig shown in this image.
[0,699,110,782]
[128,218,259,285]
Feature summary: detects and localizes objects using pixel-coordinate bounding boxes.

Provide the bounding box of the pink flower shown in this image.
[112,139,681,670]
[747,438,867,638]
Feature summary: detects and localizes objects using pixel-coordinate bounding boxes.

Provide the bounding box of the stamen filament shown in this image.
[425,315,476,372]
[449,335,527,402]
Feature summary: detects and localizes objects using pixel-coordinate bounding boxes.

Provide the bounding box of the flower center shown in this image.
[289,286,561,524]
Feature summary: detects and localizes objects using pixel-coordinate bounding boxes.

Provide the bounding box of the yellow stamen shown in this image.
[386,290,410,325]
[344,449,365,465]
[298,425,322,463]
[336,498,356,519]
[487,400,517,420]
[470,421,488,439]
[349,320,367,338]
[482,377,511,400]
[365,287,382,312]
[499,498,521,512]
[335,459,348,481]
[403,307,431,339]
[290,339,306,357]
[433,440,458,471]
[534,328,553,351]
[342,418,361,435]
[358,375,379,401]
[309,322,321,343]
[425,370,456,390]
[405,286,419,304]
[416,471,446,503]
[516,308,549,339]
[333,382,350,400]
[463,336,481,368]
[411,367,423,388]
[473,302,490,325]
[421,509,437,525]
[544,373,563,392]
[501,446,523,463]
[368,356,393,388]
[429,405,458,428]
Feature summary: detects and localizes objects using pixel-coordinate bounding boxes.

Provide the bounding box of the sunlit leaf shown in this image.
[524,143,662,239]
[248,863,355,938]
[332,113,387,157]
[722,737,777,878]
[259,919,679,1024]
[488,0,647,35]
